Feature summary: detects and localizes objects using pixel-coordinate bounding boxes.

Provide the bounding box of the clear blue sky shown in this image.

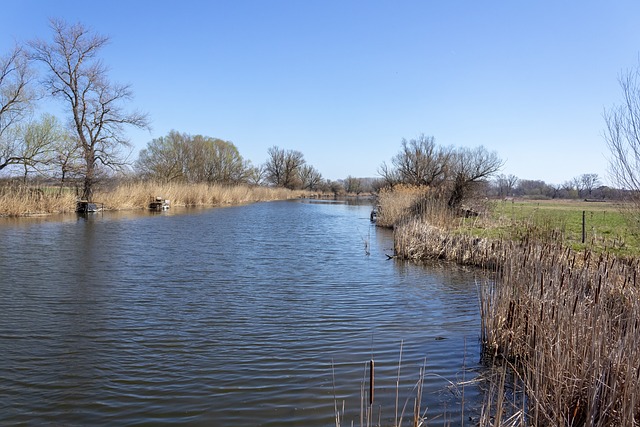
[3,1,640,185]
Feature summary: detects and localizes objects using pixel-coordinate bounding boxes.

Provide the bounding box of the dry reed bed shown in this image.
[0,182,305,216]
[483,241,640,426]
[96,182,304,210]
[393,218,640,426]
[0,186,77,216]
[375,185,432,228]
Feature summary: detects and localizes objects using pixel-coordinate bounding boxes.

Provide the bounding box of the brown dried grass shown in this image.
[0,181,306,216]
[0,185,77,216]
[95,181,305,210]
[479,242,640,426]
[375,185,453,228]
[386,191,640,426]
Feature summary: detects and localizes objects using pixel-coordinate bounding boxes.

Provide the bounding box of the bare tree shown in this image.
[571,174,600,198]
[30,19,148,201]
[377,160,400,187]
[264,146,286,187]
[247,163,267,186]
[605,62,640,212]
[495,173,518,198]
[515,179,556,198]
[299,164,323,190]
[0,44,34,171]
[380,135,503,209]
[447,146,503,208]
[51,129,83,190]
[328,179,345,197]
[344,175,362,195]
[390,134,452,186]
[577,173,600,198]
[264,146,305,189]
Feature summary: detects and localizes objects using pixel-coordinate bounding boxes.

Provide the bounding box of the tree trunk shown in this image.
[447,177,466,209]
[82,153,94,201]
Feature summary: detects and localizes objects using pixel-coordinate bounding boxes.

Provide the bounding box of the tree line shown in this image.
[6,18,640,209]
[491,173,617,200]
[135,131,330,191]
[0,18,505,208]
[0,19,334,198]
[0,19,378,199]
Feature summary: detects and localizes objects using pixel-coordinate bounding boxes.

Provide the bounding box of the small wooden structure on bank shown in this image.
[149,196,170,211]
[76,200,102,213]
[370,205,379,222]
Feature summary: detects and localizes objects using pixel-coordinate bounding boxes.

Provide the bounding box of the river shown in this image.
[0,199,485,426]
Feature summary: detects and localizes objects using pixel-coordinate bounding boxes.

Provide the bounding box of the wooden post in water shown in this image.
[582,210,586,244]
[369,359,375,406]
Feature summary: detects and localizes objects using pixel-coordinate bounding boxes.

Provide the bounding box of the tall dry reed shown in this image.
[95,181,305,210]
[385,190,640,426]
[395,220,640,426]
[480,242,640,426]
[375,185,433,228]
[0,185,76,216]
[0,181,306,216]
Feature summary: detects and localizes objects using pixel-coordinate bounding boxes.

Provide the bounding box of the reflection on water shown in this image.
[0,200,484,426]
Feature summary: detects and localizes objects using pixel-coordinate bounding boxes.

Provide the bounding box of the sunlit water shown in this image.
[0,200,485,426]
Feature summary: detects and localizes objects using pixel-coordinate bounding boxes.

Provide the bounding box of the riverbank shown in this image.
[378,187,640,426]
[0,181,308,217]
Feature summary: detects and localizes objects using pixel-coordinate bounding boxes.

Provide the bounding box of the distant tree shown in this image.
[299,164,323,190]
[344,175,362,194]
[356,177,377,194]
[495,173,518,198]
[380,136,503,209]
[557,180,577,199]
[577,173,600,198]
[136,131,249,184]
[386,134,451,187]
[377,161,400,187]
[198,136,249,184]
[247,163,267,186]
[370,178,387,193]
[447,146,504,208]
[136,130,187,182]
[514,179,556,199]
[0,44,34,171]
[30,19,148,201]
[264,146,305,189]
[328,179,345,197]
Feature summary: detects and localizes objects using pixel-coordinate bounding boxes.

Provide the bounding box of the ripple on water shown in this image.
[0,201,485,426]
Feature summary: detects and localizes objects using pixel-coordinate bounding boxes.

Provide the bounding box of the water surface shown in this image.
[0,200,484,425]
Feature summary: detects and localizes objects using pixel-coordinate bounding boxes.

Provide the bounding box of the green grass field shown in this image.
[459,199,640,257]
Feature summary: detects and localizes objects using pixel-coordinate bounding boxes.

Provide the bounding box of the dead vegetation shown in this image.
[377,186,640,426]
[0,180,305,216]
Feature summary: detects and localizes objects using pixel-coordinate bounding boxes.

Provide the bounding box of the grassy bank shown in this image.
[378,188,640,426]
[0,181,306,216]
[480,199,638,257]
